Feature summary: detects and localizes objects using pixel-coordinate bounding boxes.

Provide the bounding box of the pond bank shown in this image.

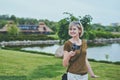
[0,40,59,47]
[88,38,120,44]
[0,38,120,47]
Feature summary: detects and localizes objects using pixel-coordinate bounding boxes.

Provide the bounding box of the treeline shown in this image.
[57,12,120,41]
[0,14,58,33]
[0,13,120,41]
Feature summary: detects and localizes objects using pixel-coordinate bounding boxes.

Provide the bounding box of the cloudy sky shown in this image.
[0,0,120,25]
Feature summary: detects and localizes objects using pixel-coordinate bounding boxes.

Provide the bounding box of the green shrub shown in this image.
[0,34,56,41]
[88,31,96,40]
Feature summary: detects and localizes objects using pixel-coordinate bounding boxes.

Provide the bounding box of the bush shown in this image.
[111,34,120,38]
[94,31,112,38]
[84,30,120,39]
[0,34,56,41]
[88,31,96,40]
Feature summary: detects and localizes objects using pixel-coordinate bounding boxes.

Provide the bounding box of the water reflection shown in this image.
[21,43,120,62]
[21,44,60,54]
[87,43,120,62]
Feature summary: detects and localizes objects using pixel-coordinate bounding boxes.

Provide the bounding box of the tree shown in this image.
[114,26,120,32]
[0,20,7,28]
[7,24,20,36]
[58,19,70,42]
[58,12,80,43]
[0,14,9,20]
[58,13,93,41]
[80,15,93,31]
[10,15,17,23]
[63,12,79,21]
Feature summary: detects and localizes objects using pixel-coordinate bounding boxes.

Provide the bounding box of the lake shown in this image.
[21,43,120,62]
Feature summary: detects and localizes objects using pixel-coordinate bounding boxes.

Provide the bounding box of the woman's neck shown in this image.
[72,36,80,41]
[70,36,82,45]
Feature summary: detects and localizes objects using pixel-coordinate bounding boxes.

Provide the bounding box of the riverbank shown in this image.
[88,38,120,44]
[0,49,119,80]
[0,38,120,47]
[0,40,59,47]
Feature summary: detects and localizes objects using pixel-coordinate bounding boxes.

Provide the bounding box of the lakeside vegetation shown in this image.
[0,34,57,42]
[0,13,120,42]
[0,49,120,80]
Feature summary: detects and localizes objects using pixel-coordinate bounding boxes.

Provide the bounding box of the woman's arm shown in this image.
[86,58,99,78]
[63,51,75,67]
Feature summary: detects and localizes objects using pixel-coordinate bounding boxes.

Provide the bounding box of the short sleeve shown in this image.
[64,41,71,52]
[82,39,87,49]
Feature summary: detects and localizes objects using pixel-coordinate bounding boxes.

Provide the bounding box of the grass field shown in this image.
[0,49,120,80]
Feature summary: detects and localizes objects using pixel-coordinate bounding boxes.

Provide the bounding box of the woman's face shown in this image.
[68,26,81,37]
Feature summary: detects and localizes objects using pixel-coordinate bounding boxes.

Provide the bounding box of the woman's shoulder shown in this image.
[64,40,72,51]
[82,39,87,44]
[82,39,87,48]
[64,40,72,45]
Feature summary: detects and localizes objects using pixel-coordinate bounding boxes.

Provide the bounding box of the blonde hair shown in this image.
[69,21,84,37]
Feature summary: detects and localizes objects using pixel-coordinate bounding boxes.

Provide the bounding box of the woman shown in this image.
[62,21,98,80]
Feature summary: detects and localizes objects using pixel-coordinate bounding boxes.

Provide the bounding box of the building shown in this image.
[0,21,53,34]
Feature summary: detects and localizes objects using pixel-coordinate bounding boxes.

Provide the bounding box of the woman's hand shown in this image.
[91,75,99,78]
[63,51,75,67]
[69,51,76,57]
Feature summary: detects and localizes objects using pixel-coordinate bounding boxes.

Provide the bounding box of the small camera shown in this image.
[72,43,76,51]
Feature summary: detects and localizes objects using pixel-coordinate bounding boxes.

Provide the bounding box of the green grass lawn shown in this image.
[0,49,120,80]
